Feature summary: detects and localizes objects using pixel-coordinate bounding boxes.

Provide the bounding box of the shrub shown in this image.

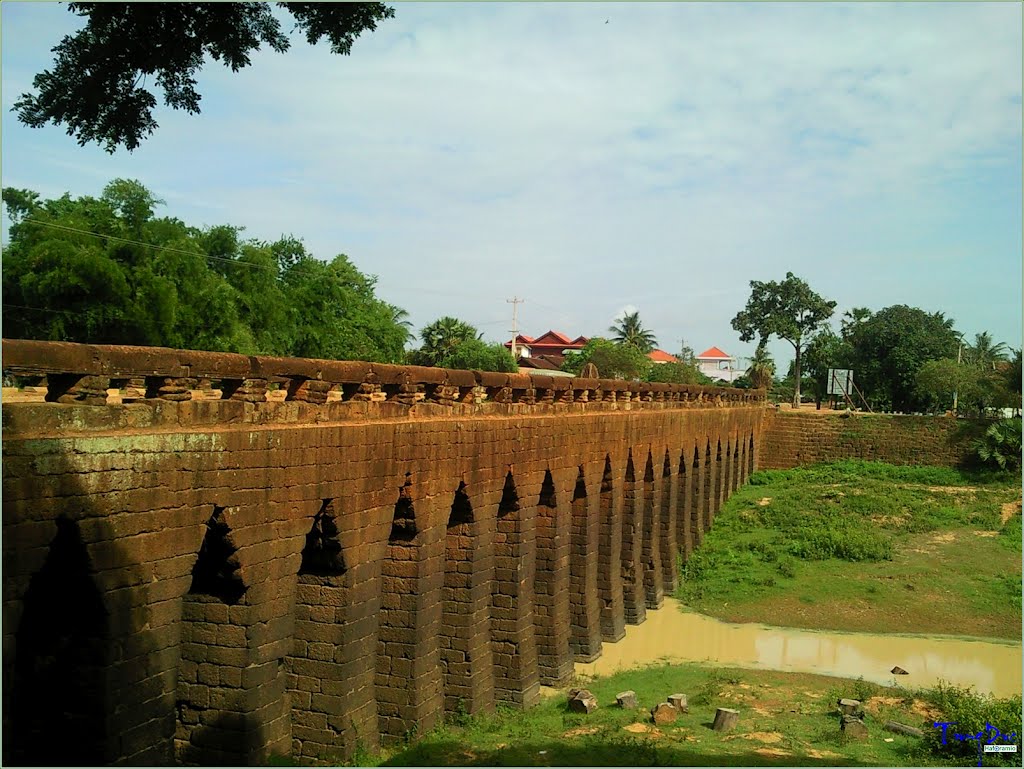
[921,683,1022,765]
[788,526,893,562]
[973,417,1023,471]
[777,556,798,578]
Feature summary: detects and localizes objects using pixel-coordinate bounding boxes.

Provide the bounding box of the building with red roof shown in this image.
[696,346,744,382]
[504,331,589,365]
[647,349,679,364]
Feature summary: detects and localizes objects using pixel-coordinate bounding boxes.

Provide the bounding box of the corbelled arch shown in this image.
[441,481,495,717]
[9,517,110,766]
[640,449,664,610]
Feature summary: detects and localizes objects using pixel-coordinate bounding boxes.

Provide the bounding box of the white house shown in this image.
[696,346,745,383]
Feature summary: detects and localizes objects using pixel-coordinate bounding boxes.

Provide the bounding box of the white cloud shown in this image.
[1,2,1020,358]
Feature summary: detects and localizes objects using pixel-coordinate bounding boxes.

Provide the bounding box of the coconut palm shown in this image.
[389,304,415,345]
[965,332,1009,371]
[418,316,480,365]
[746,343,776,390]
[609,311,657,353]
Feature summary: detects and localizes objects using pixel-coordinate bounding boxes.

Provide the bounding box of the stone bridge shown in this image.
[1,340,768,766]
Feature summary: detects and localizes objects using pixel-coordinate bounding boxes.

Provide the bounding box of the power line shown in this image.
[2,302,94,317]
[19,217,269,270]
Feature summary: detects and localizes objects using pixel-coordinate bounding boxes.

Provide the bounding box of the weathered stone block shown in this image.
[615,690,638,709]
[651,702,678,725]
[841,715,869,740]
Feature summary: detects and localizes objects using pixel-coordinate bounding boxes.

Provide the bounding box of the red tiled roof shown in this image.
[506,331,587,352]
[517,356,562,370]
[648,349,678,363]
[697,346,732,359]
[504,334,535,349]
[531,330,573,346]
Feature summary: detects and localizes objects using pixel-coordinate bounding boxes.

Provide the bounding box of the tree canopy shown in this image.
[609,311,657,353]
[408,317,516,372]
[645,360,710,386]
[789,327,852,406]
[964,332,1010,371]
[2,180,409,362]
[13,2,395,152]
[563,338,651,381]
[745,343,776,391]
[843,304,959,413]
[731,272,836,407]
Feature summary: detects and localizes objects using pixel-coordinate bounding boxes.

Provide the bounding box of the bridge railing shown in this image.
[2,339,766,409]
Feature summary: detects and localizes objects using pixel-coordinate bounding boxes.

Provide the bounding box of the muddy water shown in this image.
[577,598,1023,698]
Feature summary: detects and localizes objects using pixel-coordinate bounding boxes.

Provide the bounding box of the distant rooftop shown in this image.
[697,346,734,360]
[648,349,679,363]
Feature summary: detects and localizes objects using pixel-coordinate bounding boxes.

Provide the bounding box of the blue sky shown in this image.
[2,2,1021,368]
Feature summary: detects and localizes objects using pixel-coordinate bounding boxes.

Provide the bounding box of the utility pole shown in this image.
[507,296,524,359]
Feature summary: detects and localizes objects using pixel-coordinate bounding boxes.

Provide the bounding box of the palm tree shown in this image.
[965,331,1009,371]
[389,304,415,345]
[609,311,657,353]
[746,343,775,390]
[418,316,480,365]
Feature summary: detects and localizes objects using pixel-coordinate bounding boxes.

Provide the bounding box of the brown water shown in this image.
[577,598,1023,698]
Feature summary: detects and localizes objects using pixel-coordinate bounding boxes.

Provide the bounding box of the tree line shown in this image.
[4,183,1018,412]
[1,180,515,372]
[731,272,1021,416]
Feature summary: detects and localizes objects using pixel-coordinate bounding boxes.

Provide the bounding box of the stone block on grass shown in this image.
[712,707,739,732]
[615,691,638,709]
[651,702,678,726]
[841,715,869,741]
[837,698,863,716]
[568,689,597,714]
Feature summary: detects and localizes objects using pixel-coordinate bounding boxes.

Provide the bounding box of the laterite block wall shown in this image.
[1,340,767,766]
[758,410,977,469]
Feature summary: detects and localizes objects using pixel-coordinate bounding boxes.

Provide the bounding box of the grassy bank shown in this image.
[677,461,1022,639]
[342,662,1021,767]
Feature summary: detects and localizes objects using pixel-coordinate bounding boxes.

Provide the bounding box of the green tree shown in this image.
[562,338,651,380]
[646,361,709,385]
[1,188,41,224]
[409,317,515,371]
[284,254,406,362]
[916,358,984,415]
[3,180,411,362]
[434,338,518,373]
[745,343,776,391]
[225,243,291,355]
[416,317,480,365]
[100,178,165,235]
[14,2,395,152]
[843,305,959,413]
[389,305,416,346]
[1005,350,1022,402]
[792,327,853,407]
[731,272,836,407]
[973,418,1023,471]
[609,311,657,353]
[964,331,1010,371]
[840,306,873,337]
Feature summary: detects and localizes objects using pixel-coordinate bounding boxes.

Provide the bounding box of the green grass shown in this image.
[677,461,1022,639]
[330,662,1021,767]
